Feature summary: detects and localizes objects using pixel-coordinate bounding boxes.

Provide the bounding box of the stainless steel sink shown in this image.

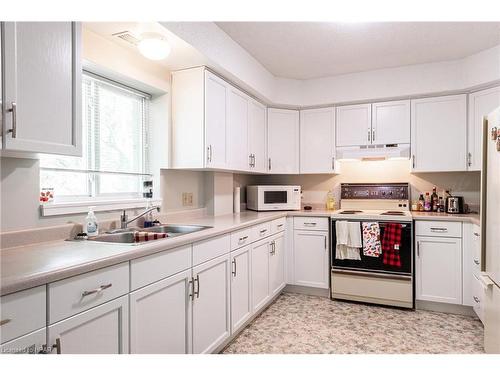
[82,224,212,245]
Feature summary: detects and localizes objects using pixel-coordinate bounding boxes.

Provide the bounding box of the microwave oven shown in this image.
[246,185,301,211]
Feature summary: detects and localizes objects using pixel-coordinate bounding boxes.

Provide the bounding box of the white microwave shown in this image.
[246,185,301,211]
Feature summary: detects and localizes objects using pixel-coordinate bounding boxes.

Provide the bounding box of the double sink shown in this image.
[85,224,212,245]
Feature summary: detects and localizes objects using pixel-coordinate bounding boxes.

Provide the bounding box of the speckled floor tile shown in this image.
[222,292,484,354]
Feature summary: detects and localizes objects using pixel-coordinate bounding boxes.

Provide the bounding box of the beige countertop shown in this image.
[0,209,480,296]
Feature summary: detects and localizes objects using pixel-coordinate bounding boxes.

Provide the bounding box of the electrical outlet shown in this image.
[182,192,193,206]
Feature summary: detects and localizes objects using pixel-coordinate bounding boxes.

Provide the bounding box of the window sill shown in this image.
[40,198,162,217]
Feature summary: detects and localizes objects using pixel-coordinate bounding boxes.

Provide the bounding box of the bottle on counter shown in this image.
[85,206,99,237]
[418,194,425,211]
[438,197,445,213]
[424,192,432,212]
[143,200,154,228]
[431,186,439,212]
[326,190,336,210]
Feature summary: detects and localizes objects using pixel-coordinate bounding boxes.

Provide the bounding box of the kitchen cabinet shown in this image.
[192,254,231,354]
[293,230,329,289]
[248,99,267,173]
[0,328,46,354]
[47,296,129,354]
[300,107,338,174]
[1,22,82,156]
[371,100,410,145]
[227,87,249,171]
[416,236,463,304]
[251,239,271,311]
[129,270,192,354]
[336,104,371,147]
[267,108,300,174]
[411,94,467,172]
[462,222,481,307]
[468,86,500,171]
[230,245,252,333]
[269,234,286,296]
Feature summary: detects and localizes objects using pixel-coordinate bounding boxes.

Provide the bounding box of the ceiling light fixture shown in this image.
[137,33,171,61]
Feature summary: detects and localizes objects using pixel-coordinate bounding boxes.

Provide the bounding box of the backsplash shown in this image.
[234,159,481,212]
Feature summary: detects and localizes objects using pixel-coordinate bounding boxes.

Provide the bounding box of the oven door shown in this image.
[331,220,413,276]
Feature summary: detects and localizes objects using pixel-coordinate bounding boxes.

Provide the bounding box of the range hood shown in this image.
[336,144,410,161]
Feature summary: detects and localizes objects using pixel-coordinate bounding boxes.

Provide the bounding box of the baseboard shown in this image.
[416,300,477,317]
[284,284,330,297]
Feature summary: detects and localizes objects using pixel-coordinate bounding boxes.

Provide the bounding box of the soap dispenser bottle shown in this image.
[85,206,99,237]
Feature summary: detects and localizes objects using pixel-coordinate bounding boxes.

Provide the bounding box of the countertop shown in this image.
[0,209,480,296]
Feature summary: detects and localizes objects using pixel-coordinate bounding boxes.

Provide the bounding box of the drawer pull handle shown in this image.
[473,232,480,237]
[194,275,200,299]
[304,222,317,226]
[188,278,195,301]
[260,229,268,235]
[0,318,12,326]
[82,283,113,298]
[232,259,237,277]
[277,224,284,228]
[238,236,248,243]
[430,227,448,232]
[474,259,480,265]
[473,296,480,303]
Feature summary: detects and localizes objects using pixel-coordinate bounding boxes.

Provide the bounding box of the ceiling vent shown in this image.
[112,31,140,46]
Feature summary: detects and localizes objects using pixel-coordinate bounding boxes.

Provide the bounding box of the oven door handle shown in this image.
[332,268,412,281]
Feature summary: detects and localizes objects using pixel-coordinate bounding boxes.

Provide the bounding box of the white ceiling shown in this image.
[216,22,500,80]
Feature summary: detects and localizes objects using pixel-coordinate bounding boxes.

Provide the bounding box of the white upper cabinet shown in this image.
[371,100,410,145]
[1,22,82,156]
[300,107,338,174]
[248,99,267,173]
[227,87,249,171]
[267,108,300,174]
[411,94,467,172]
[468,86,500,171]
[336,103,371,147]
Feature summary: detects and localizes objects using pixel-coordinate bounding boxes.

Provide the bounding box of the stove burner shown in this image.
[339,210,363,214]
[380,211,406,216]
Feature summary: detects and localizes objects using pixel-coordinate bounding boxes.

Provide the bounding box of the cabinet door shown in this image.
[2,22,82,156]
[251,239,270,311]
[47,296,128,354]
[336,103,371,147]
[204,71,228,169]
[300,107,337,174]
[267,108,299,174]
[248,99,267,173]
[411,95,467,172]
[230,246,252,333]
[371,100,410,145]
[416,236,462,304]
[468,86,500,171]
[293,230,329,289]
[269,234,285,296]
[0,328,46,354]
[192,254,230,354]
[129,270,192,354]
[227,87,249,171]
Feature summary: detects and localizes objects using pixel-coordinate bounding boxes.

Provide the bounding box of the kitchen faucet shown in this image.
[120,206,160,229]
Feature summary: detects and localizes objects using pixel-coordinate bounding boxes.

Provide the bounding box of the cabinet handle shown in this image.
[324,236,327,250]
[417,241,420,257]
[430,227,448,232]
[473,232,480,237]
[7,102,17,138]
[238,235,248,244]
[188,277,195,301]
[268,158,271,171]
[332,156,335,170]
[252,154,256,167]
[232,259,237,277]
[304,222,317,227]
[372,129,375,142]
[270,240,276,255]
[412,155,416,169]
[474,259,480,265]
[467,152,472,167]
[81,283,112,298]
[473,296,480,303]
[0,318,11,326]
[260,229,268,235]
[277,224,284,229]
[194,274,200,299]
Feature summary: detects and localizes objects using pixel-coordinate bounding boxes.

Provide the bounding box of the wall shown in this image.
[234,160,481,212]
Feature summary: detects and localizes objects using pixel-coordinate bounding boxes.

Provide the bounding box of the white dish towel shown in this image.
[335,221,362,260]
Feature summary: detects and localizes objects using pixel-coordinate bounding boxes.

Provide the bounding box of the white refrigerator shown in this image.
[483,106,500,354]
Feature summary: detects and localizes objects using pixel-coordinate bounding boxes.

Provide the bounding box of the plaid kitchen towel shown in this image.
[382,223,402,267]
[362,222,382,257]
[134,231,168,242]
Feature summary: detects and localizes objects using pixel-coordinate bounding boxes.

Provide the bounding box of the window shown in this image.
[40,73,151,202]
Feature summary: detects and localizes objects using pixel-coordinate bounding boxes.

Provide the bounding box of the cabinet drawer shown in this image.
[0,286,46,344]
[270,217,286,234]
[231,227,254,250]
[293,217,329,231]
[415,220,462,238]
[48,262,129,324]
[130,245,192,291]
[193,234,230,266]
[252,222,272,240]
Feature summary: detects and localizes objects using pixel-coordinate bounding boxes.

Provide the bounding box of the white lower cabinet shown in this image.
[129,270,192,354]
[293,230,329,289]
[416,236,462,304]
[192,254,231,354]
[0,328,46,354]
[47,295,129,354]
[230,246,252,333]
[251,239,271,311]
[269,234,286,296]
